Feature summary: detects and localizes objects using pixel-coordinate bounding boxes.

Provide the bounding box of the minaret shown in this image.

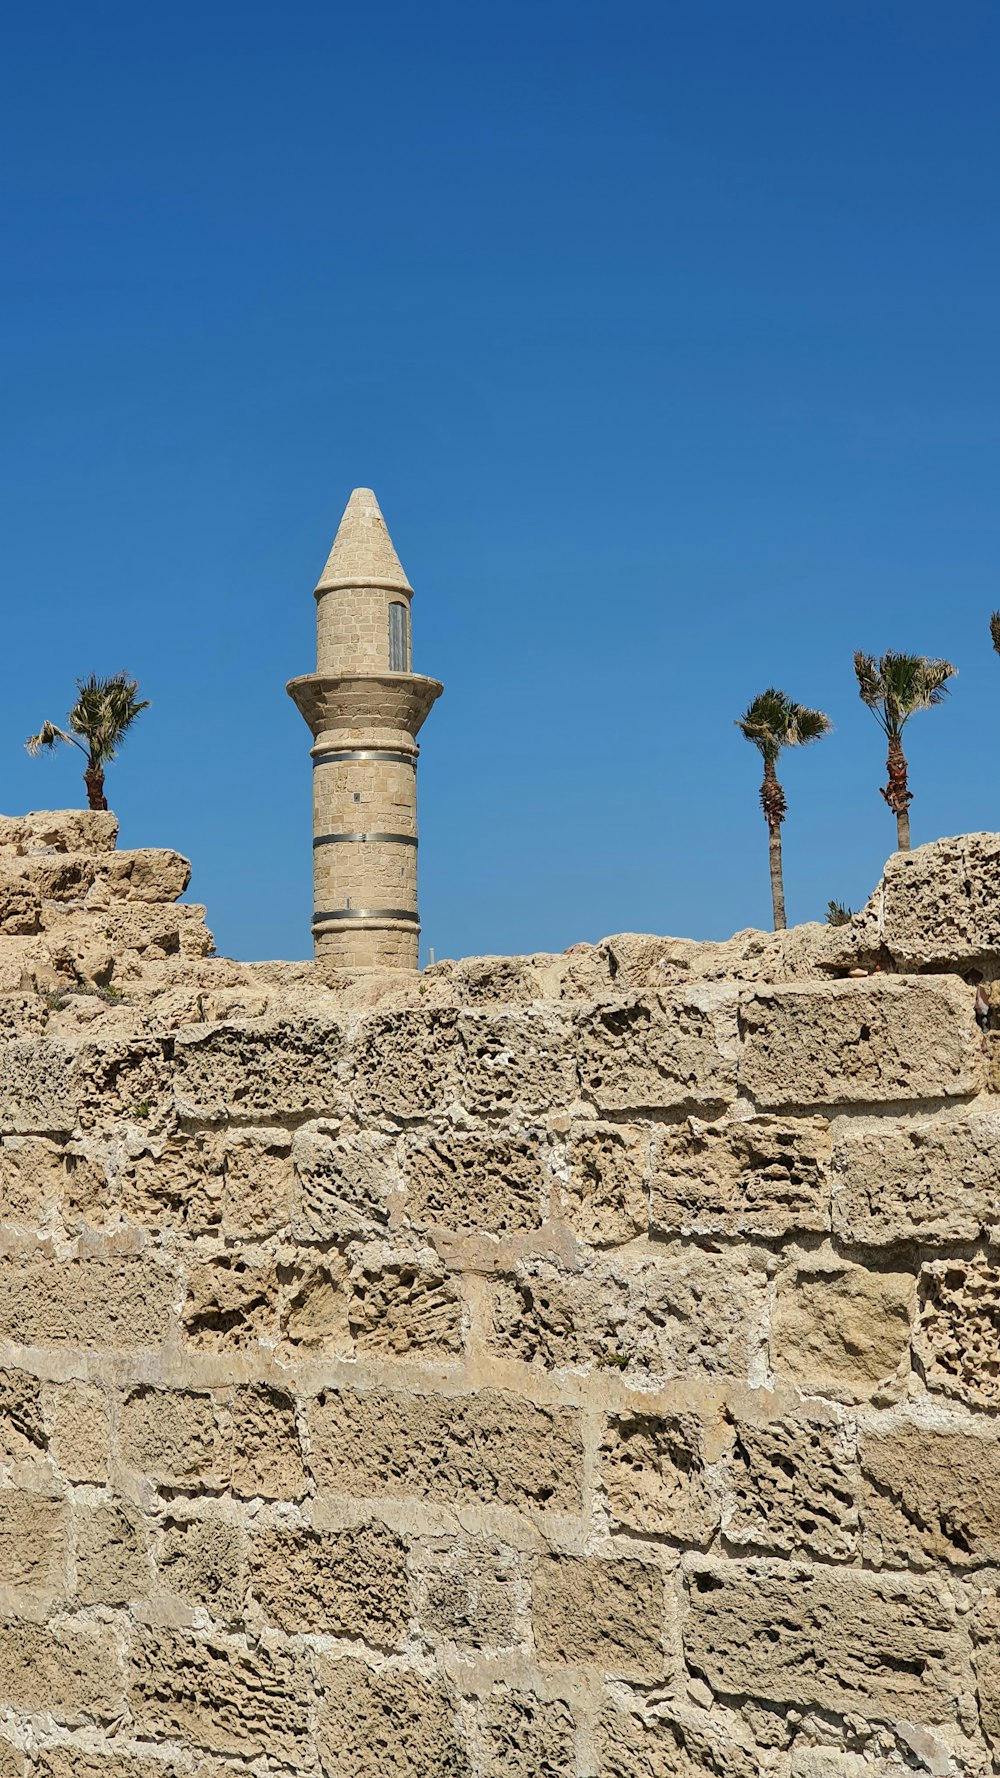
[287,489,443,969]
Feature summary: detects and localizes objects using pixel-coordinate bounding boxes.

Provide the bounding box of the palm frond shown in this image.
[854,650,955,736]
[991,611,1000,656]
[24,721,81,758]
[736,687,830,760]
[68,674,150,766]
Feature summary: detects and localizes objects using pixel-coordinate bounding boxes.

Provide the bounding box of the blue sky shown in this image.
[3,1,998,962]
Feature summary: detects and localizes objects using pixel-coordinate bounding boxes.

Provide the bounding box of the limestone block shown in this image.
[121,1131,223,1230]
[0,1492,66,1593]
[972,1596,1000,1745]
[119,1388,228,1490]
[453,953,542,1004]
[599,1411,720,1543]
[412,1536,521,1649]
[916,1255,1000,1409]
[173,1019,343,1121]
[348,1261,464,1357]
[0,1620,122,1719]
[492,1253,763,1381]
[600,1701,759,1778]
[291,1125,394,1240]
[5,853,97,903]
[230,1384,307,1500]
[558,1123,648,1246]
[651,1115,830,1238]
[73,1038,174,1134]
[309,1386,583,1511]
[869,832,1000,968]
[102,900,214,960]
[532,1553,667,1679]
[477,1689,576,1776]
[157,1514,247,1620]
[861,1423,1000,1567]
[0,1137,63,1223]
[128,1627,313,1762]
[0,1039,76,1134]
[183,1255,277,1350]
[248,1522,408,1645]
[220,1131,293,1235]
[772,1258,915,1395]
[0,810,118,854]
[348,1008,462,1121]
[724,1406,858,1561]
[0,1370,46,1458]
[403,1131,546,1236]
[684,1557,965,1722]
[459,1010,577,1116]
[832,1111,1000,1244]
[574,990,738,1113]
[0,1744,23,1778]
[0,1256,174,1350]
[0,874,41,936]
[31,1756,186,1778]
[121,847,191,903]
[74,1500,152,1604]
[280,1258,350,1354]
[316,1660,466,1778]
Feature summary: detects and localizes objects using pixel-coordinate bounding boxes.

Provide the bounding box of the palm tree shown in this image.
[853,651,955,852]
[990,611,1000,656]
[736,688,832,931]
[26,674,150,811]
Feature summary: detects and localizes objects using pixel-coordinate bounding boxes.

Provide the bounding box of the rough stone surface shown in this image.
[0,820,995,1775]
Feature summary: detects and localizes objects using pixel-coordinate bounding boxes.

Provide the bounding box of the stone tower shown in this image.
[287,488,443,969]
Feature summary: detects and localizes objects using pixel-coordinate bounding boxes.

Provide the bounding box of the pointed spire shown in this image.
[315,488,413,595]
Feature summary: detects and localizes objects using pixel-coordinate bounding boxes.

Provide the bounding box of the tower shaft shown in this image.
[287,490,442,970]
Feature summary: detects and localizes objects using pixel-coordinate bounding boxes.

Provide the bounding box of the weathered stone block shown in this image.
[348,1008,462,1120]
[684,1558,964,1721]
[0,809,118,854]
[492,1252,763,1380]
[861,1422,1000,1567]
[403,1130,546,1236]
[75,1500,152,1604]
[0,1743,24,1778]
[916,1255,1000,1410]
[460,1010,576,1116]
[121,1131,223,1230]
[280,1258,350,1353]
[652,1115,830,1237]
[119,1387,228,1490]
[772,1258,914,1394]
[973,1596,1000,1745]
[873,832,1000,969]
[0,1040,76,1134]
[832,1110,1000,1244]
[600,1701,759,1778]
[73,1038,174,1134]
[0,1137,65,1223]
[0,1491,66,1593]
[477,1689,576,1776]
[412,1536,521,1650]
[574,990,738,1113]
[219,1131,293,1235]
[317,1660,467,1778]
[309,1386,582,1511]
[558,1123,648,1245]
[599,1411,719,1543]
[183,1255,277,1350]
[31,1755,185,1778]
[348,1261,464,1357]
[292,1125,394,1240]
[0,1256,174,1349]
[533,1553,667,1678]
[249,1522,408,1645]
[230,1384,307,1500]
[128,1627,312,1761]
[0,1620,122,1718]
[724,1406,858,1561]
[158,1514,246,1620]
[740,977,982,1107]
[173,1019,343,1121]
[0,1370,46,1458]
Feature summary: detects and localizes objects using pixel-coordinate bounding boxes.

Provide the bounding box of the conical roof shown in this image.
[314,488,413,594]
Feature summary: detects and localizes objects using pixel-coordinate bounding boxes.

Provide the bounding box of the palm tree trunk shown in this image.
[84,766,107,812]
[883,736,911,851]
[768,825,786,930]
[760,760,787,931]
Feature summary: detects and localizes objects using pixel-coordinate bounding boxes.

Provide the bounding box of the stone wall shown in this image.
[0,816,999,1775]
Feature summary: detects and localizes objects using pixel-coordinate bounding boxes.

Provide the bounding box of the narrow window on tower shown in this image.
[389,601,409,672]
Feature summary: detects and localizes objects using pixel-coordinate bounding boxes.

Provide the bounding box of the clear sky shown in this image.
[3,1,998,963]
